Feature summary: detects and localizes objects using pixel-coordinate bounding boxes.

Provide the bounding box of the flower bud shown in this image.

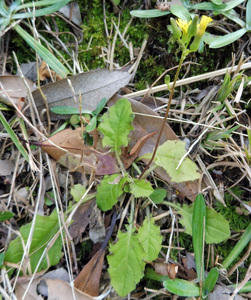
[188,15,199,37]
[170,18,182,39]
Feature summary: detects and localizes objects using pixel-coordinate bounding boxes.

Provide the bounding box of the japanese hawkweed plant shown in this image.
[171,15,212,52]
[141,15,212,177]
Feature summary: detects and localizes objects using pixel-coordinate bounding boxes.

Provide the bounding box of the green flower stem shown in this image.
[141,164,158,179]
[115,150,127,175]
[139,50,189,179]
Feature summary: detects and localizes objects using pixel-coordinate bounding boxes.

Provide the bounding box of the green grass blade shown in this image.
[246,0,251,28]
[222,223,251,269]
[16,0,71,10]
[13,0,72,19]
[0,111,29,162]
[192,194,206,289]
[13,24,68,78]
[130,9,170,18]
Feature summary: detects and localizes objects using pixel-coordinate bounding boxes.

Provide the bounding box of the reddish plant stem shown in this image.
[139,53,186,179]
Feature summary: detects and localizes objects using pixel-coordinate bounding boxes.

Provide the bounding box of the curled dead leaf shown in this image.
[41,128,120,175]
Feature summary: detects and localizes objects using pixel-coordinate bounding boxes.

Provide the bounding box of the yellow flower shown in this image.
[189,15,212,52]
[176,19,192,34]
[196,16,212,38]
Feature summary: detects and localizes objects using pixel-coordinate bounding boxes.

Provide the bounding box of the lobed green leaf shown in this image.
[154,140,200,183]
[108,228,146,297]
[130,179,153,198]
[70,184,87,202]
[138,217,162,261]
[96,174,128,211]
[149,188,167,204]
[98,98,134,154]
[167,202,230,244]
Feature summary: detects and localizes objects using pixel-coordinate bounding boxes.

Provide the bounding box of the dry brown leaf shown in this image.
[39,61,62,81]
[121,131,157,169]
[0,159,15,177]
[32,69,132,119]
[0,75,36,107]
[153,262,179,279]
[69,200,95,241]
[44,279,94,300]
[74,249,105,296]
[41,128,120,175]
[109,96,199,201]
[89,204,106,244]
[15,277,44,300]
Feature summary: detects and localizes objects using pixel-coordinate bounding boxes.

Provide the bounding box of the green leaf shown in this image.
[209,28,247,49]
[44,191,55,206]
[130,179,153,198]
[85,116,97,132]
[154,140,200,183]
[50,106,92,115]
[190,2,226,10]
[163,279,200,297]
[108,227,146,297]
[246,0,251,28]
[70,184,87,202]
[13,24,69,78]
[98,98,134,154]
[192,194,206,284]
[96,174,127,211]
[167,202,230,244]
[93,97,107,116]
[0,111,29,163]
[222,223,251,269]
[205,206,231,244]
[4,210,62,274]
[0,211,15,221]
[203,267,219,297]
[145,268,169,282]
[170,5,191,22]
[0,253,4,268]
[13,0,73,19]
[130,9,170,18]
[211,0,222,4]
[228,281,251,293]
[149,188,167,204]
[138,217,162,261]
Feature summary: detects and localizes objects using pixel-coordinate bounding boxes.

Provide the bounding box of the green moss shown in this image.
[215,188,250,231]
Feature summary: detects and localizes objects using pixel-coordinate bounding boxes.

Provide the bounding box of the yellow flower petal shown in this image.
[196,16,212,37]
[176,19,191,34]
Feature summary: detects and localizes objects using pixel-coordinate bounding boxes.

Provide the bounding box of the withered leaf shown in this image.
[41,128,120,175]
[0,75,36,107]
[153,262,179,280]
[74,249,105,296]
[32,69,132,119]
